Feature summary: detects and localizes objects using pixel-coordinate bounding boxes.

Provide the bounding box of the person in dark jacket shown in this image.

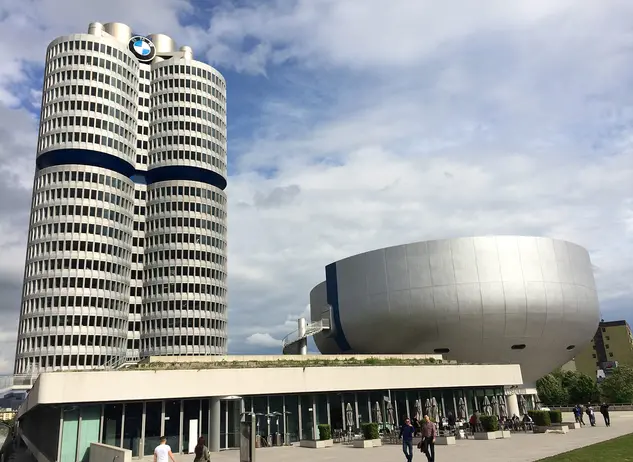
[399,417,415,462]
[600,403,611,427]
[446,411,456,429]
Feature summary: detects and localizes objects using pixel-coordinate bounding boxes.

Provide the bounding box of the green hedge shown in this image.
[548,410,563,424]
[361,422,379,440]
[528,410,551,426]
[479,415,499,432]
[317,424,332,440]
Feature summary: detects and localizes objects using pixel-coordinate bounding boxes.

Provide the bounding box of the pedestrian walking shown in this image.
[154,436,176,462]
[420,415,436,462]
[586,403,596,427]
[193,436,211,462]
[578,404,586,426]
[600,403,611,427]
[399,417,415,462]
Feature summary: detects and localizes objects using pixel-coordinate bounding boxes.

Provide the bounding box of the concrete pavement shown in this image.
[164,411,633,462]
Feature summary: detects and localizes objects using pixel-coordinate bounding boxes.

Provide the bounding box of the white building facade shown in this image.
[14,22,228,374]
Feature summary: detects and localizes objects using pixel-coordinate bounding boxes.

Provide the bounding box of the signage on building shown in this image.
[129,36,156,62]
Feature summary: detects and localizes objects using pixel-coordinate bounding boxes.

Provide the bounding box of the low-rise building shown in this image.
[0,408,15,422]
[573,320,633,378]
[16,355,532,461]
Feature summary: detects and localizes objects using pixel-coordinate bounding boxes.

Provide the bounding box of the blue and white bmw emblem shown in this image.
[128,36,155,62]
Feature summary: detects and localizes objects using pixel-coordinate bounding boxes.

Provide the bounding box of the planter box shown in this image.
[300,439,333,448]
[353,440,373,448]
[566,422,581,430]
[474,432,498,440]
[533,426,569,434]
[495,430,511,439]
[371,439,382,447]
[435,436,456,445]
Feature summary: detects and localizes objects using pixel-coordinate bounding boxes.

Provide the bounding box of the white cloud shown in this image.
[0,0,631,370]
[245,333,282,349]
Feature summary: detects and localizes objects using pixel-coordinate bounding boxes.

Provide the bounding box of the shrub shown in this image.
[317,424,332,440]
[528,410,551,426]
[361,422,379,440]
[549,410,563,424]
[479,415,499,432]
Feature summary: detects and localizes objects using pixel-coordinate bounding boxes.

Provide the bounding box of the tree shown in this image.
[600,365,633,403]
[536,373,569,405]
[562,371,600,404]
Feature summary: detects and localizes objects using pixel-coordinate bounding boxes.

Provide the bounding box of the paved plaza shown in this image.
[157,412,633,462]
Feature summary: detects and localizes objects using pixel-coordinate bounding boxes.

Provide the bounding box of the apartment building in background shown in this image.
[14,22,228,374]
[571,320,633,378]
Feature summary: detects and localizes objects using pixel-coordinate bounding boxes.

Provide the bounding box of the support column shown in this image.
[506,394,520,418]
[298,318,307,355]
[210,397,221,453]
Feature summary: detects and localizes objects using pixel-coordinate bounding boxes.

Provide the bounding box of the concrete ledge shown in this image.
[474,432,498,440]
[534,425,569,434]
[495,430,511,439]
[90,443,132,462]
[353,440,374,448]
[299,439,333,448]
[371,438,382,447]
[566,422,581,430]
[436,436,456,445]
[20,433,54,462]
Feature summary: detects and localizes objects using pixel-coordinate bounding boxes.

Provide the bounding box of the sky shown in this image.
[0,0,632,374]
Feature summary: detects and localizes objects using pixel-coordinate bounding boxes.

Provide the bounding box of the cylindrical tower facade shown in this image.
[15,32,139,373]
[142,59,228,356]
[14,23,229,374]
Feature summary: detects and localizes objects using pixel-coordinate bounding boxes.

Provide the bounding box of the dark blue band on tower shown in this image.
[145,166,227,190]
[36,149,228,190]
[36,149,136,177]
[325,262,352,352]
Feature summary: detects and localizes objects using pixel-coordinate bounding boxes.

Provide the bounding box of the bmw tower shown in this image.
[14,22,228,374]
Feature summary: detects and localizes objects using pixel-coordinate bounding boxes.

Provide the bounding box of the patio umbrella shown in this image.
[482,396,492,416]
[386,401,395,426]
[430,397,439,421]
[518,395,527,415]
[414,399,423,422]
[490,396,500,418]
[457,397,467,420]
[345,403,355,429]
[373,402,383,423]
[424,398,431,417]
[498,396,507,419]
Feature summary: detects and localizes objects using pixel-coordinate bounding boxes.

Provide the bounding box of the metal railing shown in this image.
[0,374,38,394]
[548,403,633,412]
[281,319,331,350]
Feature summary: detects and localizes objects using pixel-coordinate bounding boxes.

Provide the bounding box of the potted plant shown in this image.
[474,415,499,440]
[354,423,378,448]
[300,424,333,448]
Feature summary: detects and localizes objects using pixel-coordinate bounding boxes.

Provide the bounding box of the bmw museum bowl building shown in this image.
[308,236,601,385]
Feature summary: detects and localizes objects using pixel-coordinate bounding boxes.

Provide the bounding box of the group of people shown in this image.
[573,403,611,427]
[399,415,437,462]
[153,436,211,462]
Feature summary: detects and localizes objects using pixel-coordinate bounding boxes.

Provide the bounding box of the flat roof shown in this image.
[19,361,523,418]
[600,320,629,328]
[133,354,451,370]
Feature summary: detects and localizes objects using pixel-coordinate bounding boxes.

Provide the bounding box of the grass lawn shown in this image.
[538,433,633,461]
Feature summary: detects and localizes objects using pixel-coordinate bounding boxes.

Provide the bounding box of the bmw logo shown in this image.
[129,36,156,62]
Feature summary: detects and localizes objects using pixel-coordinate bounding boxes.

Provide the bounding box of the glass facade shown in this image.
[144,401,162,456]
[122,402,142,457]
[53,386,526,460]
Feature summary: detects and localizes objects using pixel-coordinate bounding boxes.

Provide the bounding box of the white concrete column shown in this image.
[210,397,221,452]
[298,318,307,355]
[507,394,520,418]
